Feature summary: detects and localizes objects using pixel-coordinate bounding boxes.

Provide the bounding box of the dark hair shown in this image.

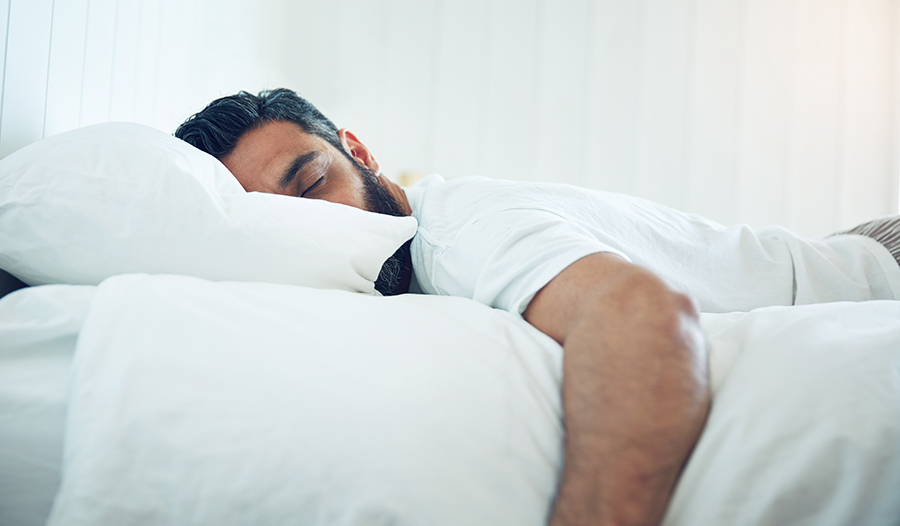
[174,88,342,158]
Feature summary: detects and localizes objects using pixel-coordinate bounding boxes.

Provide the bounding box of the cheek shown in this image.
[326,194,365,210]
[321,177,369,211]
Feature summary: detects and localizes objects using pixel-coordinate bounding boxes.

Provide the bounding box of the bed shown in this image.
[1,124,899,526]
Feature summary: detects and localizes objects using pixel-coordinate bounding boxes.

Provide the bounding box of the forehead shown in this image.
[220,120,326,193]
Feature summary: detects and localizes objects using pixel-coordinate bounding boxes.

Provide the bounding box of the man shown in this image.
[175,88,900,526]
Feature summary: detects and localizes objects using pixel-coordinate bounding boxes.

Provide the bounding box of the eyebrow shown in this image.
[279,151,318,189]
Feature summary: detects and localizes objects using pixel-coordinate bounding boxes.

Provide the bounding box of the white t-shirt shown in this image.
[404,175,900,314]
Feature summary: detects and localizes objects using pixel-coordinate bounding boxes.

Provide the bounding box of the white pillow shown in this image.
[49,274,564,526]
[0,123,417,293]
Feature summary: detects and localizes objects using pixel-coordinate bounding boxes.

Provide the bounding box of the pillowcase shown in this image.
[0,123,417,293]
[49,274,564,526]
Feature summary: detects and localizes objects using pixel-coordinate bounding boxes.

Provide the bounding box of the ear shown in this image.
[338,129,380,174]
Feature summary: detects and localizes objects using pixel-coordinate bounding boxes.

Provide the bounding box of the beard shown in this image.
[354,163,413,296]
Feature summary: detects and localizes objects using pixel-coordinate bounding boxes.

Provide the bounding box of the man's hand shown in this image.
[524,253,710,526]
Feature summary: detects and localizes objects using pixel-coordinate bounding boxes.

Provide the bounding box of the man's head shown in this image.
[175,89,413,294]
[175,88,342,158]
[175,89,409,216]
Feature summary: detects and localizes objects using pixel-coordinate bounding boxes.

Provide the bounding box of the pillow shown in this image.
[48,274,564,526]
[0,123,417,293]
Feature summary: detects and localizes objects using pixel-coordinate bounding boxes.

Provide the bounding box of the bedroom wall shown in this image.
[286,0,900,236]
[0,0,898,236]
[0,0,294,159]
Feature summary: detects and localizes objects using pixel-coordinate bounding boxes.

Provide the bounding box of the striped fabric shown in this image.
[830,215,900,266]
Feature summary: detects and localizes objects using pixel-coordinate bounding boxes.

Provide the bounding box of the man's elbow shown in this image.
[592,268,700,331]
[638,278,702,358]
[526,253,704,366]
[634,273,709,401]
[581,270,707,382]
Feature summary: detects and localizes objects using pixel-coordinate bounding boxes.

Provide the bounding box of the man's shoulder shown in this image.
[407,175,509,217]
[414,175,615,216]
[409,175,609,247]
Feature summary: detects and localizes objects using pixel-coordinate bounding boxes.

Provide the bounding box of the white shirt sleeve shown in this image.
[415,208,628,315]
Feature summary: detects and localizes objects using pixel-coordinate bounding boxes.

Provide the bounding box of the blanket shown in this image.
[49,274,900,525]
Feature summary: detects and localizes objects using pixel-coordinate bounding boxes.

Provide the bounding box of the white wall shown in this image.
[0,0,294,158]
[1,0,898,236]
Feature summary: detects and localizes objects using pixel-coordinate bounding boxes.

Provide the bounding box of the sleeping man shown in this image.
[175,88,900,526]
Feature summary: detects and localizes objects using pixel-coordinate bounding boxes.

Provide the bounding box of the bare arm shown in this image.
[524,253,710,526]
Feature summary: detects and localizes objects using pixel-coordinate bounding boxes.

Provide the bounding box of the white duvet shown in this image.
[26,275,900,525]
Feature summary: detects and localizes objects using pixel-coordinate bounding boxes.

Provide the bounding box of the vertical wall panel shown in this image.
[0,0,10,124]
[169,0,294,132]
[243,0,293,93]
[287,0,337,112]
[190,0,290,110]
[684,0,741,226]
[108,0,140,123]
[432,0,489,179]
[532,0,590,186]
[0,0,53,158]
[482,0,541,181]
[179,0,210,114]
[839,0,895,228]
[0,0,10,115]
[79,0,118,126]
[784,0,843,235]
[634,0,692,209]
[44,0,90,138]
[154,0,195,131]
[182,0,214,124]
[327,0,389,165]
[737,0,795,228]
[380,0,440,177]
[584,0,646,195]
[131,0,161,126]
[894,0,900,214]
[0,0,10,145]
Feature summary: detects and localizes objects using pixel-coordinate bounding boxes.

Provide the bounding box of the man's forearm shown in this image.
[550,286,707,525]
[524,254,710,526]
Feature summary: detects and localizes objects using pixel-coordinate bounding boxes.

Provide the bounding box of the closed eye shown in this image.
[301,176,324,198]
[280,152,318,190]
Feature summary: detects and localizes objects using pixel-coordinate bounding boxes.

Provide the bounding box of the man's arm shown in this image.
[523,253,710,526]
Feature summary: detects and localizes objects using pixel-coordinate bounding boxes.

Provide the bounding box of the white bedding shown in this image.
[50,274,565,525]
[1,277,899,525]
[669,302,900,525]
[0,285,94,526]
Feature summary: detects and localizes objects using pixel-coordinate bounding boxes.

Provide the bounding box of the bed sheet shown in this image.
[0,284,94,526]
[44,274,900,526]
